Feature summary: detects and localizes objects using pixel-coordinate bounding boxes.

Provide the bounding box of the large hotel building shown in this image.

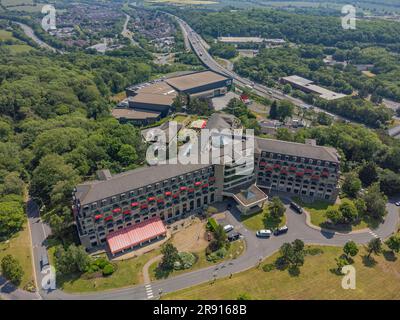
[72,118,340,255]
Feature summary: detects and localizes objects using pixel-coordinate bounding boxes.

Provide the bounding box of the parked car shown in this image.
[40,254,49,271]
[223,224,234,233]
[395,201,400,207]
[256,229,272,238]
[274,225,289,236]
[227,203,232,210]
[290,201,303,214]
[228,232,241,242]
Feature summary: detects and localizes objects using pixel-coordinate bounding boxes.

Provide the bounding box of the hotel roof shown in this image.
[165,71,229,92]
[255,137,340,163]
[76,163,211,205]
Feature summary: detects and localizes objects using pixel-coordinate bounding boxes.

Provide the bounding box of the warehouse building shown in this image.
[281,75,347,101]
[113,70,233,126]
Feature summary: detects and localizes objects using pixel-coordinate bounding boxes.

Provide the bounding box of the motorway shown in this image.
[173,15,348,121]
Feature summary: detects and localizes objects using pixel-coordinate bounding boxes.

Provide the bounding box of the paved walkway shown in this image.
[142,255,162,284]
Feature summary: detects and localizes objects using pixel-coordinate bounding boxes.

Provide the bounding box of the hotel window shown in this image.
[130,191,136,197]
[111,196,117,203]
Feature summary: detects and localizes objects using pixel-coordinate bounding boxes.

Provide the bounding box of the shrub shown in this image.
[305,248,324,256]
[102,263,115,276]
[178,252,196,269]
[262,263,275,272]
[1,254,24,285]
[206,247,227,262]
[207,218,218,232]
[94,257,108,269]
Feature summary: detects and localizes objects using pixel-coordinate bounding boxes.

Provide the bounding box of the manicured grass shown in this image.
[149,240,245,281]
[163,245,400,300]
[241,207,286,232]
[0,29,13,40]
[0,221,34,289]
[292,197,370,231]
[55,248,161,293]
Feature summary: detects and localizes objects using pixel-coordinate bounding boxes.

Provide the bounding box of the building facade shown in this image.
[72,134,340,255]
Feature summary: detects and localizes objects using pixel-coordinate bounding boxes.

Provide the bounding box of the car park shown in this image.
[256,229,272,238]
[274,225,289,236]
[223,224,234,233]
[290,201,303,214]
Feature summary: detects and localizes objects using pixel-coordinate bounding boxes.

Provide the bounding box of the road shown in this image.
[172,15,352,122]
[3,195,396,300]
[14,22,59,53]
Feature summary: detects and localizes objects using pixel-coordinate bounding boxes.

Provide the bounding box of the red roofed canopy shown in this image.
[106,217,167,255]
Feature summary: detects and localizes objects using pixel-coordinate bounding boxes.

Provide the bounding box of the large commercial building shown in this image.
[281,75,347,101]
[113,70,233,125]
[72,117,340,255]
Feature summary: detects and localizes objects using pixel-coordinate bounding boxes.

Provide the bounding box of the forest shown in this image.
[0,42,179,241]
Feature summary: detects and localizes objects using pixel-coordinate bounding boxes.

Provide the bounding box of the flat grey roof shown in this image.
[76,163,211,205]
[166,71,229,92]
[282,75,347,101]
[129,92,176,106]
[255,137,339,162]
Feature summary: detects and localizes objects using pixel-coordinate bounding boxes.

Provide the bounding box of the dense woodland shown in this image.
[0,43,183,241]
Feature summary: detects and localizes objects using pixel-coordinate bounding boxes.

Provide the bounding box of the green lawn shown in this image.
[241,207,286,231]
[292,197,370,231]
[163,245,400,300]
[149,240,245,281]
[54,248,162,293]
[0,29,13,40]
[0,221,34,289]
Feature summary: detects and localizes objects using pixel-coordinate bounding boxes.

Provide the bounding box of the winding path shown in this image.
[14,22,59,53]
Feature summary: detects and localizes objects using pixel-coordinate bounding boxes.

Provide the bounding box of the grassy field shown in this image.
[163,245,400,300]
[6,44,33,54]
[292,197,371,231]
[149,240,245,281]
[241,206,286,231]
[0,29,13,40]
[0,221,34,289]
[56,248,162,293]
